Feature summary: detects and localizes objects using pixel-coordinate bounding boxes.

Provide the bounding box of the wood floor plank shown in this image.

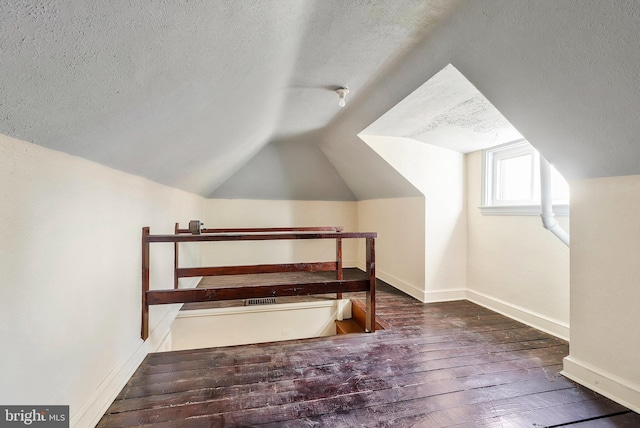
[133,332,562,381]
[279,386,597,428]
[99,279,639,427]
[519,398,630,427]
[563,411,640,427]
[119,342,566,400]
[110,361,565,415]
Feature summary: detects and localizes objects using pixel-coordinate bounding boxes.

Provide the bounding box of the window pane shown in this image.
[498,154,533,201]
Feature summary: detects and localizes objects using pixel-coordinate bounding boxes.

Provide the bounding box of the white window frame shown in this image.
[481,139,569,216]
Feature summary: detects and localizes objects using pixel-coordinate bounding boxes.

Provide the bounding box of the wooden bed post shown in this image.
[141,227,150,340]
[336,237,343,299]
[365,237,376,333]
[174,222,179,289]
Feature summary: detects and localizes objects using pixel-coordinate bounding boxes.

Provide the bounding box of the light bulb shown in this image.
[336,87,349,108]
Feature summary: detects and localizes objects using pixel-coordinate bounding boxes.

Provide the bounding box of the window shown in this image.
[481,140,569,215]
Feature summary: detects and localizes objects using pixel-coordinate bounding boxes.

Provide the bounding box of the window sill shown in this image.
[479,204,569,216]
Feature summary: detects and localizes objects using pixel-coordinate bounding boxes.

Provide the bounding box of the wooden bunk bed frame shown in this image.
[141,225,377,340]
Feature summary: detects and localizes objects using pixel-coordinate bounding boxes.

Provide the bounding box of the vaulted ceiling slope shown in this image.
[324,0,640,190]
[2,1,640,200]
[0,0,456,199]
[210,132,358,201]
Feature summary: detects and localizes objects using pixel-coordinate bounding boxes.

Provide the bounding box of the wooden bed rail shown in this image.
[142,227,377,340]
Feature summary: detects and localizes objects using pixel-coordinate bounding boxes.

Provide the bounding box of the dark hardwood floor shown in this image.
[99,279,640,427]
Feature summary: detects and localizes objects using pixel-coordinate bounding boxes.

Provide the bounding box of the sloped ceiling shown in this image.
[361,65,523,154]
[2,1,640,200]
[210,132,356,201]
[319,0,640,195]
[0,0,458,199]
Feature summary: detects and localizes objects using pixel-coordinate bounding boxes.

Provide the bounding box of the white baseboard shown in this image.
[71,277,201,428]
[357,263,464,303]
[356,266,568,339]
[466,289,570,341]
[356,262,423,301]
[377,270,426,302]
[562,355,640,413]
[343,259,358,268]
[422,288,467,303]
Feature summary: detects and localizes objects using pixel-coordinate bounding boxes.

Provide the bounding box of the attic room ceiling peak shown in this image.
[0,0,460,198]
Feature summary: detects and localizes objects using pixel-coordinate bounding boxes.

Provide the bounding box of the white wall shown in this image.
[357,197,426,301]
[563,175,640,412]
[201,199,359,267]
[359,136,467,302]
[0,135,204,427]
[170,299,350,350]
[0,130,588,424]
[466,151,570,339]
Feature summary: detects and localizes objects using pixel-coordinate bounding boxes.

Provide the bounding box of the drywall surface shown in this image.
[357,197,426,301]
[170,299,349,350]
[210,136,356,201]
[450,1,640,181]
[325,1,640,190]
[0,0,461,198]
[0,134,204,426]
[361,65,523,154]
[361,136,467,301]
[201,199,359,267]
[0,1,309,196]
[319,133,423,201]
[466,151,570,339]
[563,175,640,411]
[3,1,640,201]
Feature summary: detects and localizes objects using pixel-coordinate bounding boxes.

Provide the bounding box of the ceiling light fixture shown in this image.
[336,87,349,107]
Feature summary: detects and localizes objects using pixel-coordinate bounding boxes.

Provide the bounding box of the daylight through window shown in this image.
[481,140,569,215]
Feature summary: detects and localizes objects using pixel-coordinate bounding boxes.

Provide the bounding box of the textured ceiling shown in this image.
[1,1,308,195]
[0,0,458,198]
[361,65,523,154]
[319,0,640,196]
[2,1,640,200]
